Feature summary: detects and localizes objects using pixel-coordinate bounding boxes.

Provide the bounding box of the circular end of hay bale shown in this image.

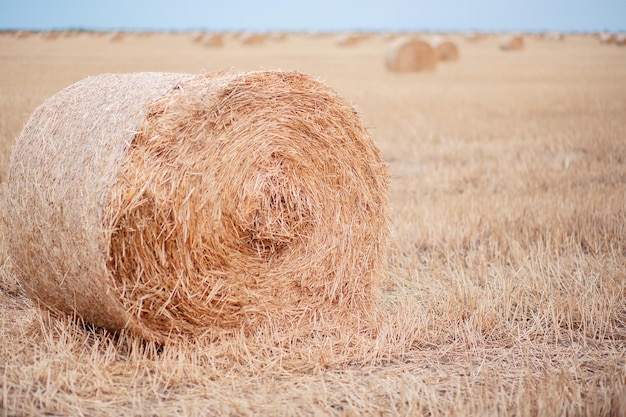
[385,37,437,72]
[5,71,390,342]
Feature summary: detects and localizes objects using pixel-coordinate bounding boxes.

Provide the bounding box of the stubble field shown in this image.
[0,31,625,416]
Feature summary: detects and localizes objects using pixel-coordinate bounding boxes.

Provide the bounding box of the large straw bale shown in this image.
[429,37,459,61]
[499,35,524,51]
[4,71,390,343]
[385,37,437,72]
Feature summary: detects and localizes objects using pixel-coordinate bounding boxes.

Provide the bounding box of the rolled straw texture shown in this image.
[5,71,390,342]
[385,37,436,72]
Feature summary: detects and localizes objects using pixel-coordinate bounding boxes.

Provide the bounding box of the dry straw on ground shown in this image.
[4,70,390,343]
[429,37,459,61]
[385,37,437,72]
[500,35,524,51]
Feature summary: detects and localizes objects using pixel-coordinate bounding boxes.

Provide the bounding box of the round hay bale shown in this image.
[499,35,524,51]
[336,33,364,47]
[269,32,288,42]
[203,33,223,47]
[240,32,266,45]
[109,32,125,42]
[429,37,459,62]
[546,32,565,41]
[599,33,616,44]
[385,37,436,72]
[5,71,390,343]
[15,30,33,39]
[191,32,205,43]
[464,33,483,42]
[41,31,61,41]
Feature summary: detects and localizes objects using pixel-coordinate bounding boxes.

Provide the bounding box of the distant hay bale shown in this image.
[5,70,390,343]
[599,33,616,44]
[109,32,125,42]
[191,32,205,43]
[15,31,33,39]
[382,33,400,42]
[616,34,626,46]
[546,32,565,41]
[336,33,364,47]
[385,37,437,72]
[464,33,482,42]
[203,33,223,47]
[270,32,288,42]
[240,32,266,45]
[41,31,61,41]
[429,37,459,61]
[500,35,524,51]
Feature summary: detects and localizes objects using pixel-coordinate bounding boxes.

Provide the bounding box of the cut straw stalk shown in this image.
[5,71,390,343]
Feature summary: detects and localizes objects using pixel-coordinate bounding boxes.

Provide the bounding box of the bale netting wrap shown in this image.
[5,71,390,342]
[385,37,436,72]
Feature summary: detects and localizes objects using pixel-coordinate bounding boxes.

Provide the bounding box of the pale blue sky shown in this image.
[1,0,624,32]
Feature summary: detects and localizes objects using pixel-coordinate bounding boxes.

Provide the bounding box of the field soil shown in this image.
[1,32,625,416]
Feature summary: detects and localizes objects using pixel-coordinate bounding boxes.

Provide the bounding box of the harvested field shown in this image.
[1,32,625,416]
